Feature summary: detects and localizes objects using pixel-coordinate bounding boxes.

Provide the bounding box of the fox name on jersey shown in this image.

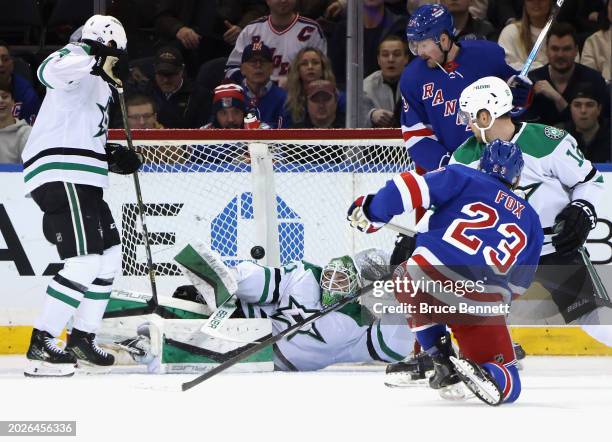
[225,14,326,82]
[400,40,516,171]
[21,42,112,194]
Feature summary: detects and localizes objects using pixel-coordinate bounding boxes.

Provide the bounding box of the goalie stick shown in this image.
[117,87,159,309]
[181,280,377,391]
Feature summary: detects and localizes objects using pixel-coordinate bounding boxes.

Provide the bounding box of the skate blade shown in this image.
[76,361,112,375]
[384,372,432,388]
[450,357,502,406]
[24,360,75,377]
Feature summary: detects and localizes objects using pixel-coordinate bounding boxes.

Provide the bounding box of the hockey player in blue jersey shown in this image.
[347,140,544,405]
[400,3,532,172]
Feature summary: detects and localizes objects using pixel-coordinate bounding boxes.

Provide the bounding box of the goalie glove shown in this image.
[552,199,596,255]
[347,194,385,233]
[106,143,143,175]
[83,39,128,88]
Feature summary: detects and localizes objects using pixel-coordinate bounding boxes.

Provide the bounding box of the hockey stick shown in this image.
[578,246,610,302]
[117,87,159,308]
[511,0,565,116]
[181,281,377,391]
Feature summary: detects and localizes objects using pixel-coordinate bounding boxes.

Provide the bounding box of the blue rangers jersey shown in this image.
[368,164,543,305]
[400,40,517,171]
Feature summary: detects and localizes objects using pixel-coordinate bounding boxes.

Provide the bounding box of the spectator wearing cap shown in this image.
[0,41,41,125]
[141,45,212,128]
[240,43,288,128]
[0,81,31,164]
[204,84,248,129]
[562,84,611,163]
[525,22,609,127]
[291,79,344,128]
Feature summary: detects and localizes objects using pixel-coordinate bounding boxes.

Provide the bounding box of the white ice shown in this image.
[1,355,611,442]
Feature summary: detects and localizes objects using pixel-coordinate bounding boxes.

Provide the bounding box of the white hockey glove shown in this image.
[347,194,385,233]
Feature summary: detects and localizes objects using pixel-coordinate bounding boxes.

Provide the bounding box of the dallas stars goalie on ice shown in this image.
[95,244,414,373]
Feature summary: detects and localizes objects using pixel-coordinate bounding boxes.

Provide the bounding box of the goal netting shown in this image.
[106,129,414,297]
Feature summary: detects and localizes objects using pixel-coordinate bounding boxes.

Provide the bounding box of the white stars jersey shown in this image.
[233,261,413,371]
[21,42,112,194]
[225,14,327,82]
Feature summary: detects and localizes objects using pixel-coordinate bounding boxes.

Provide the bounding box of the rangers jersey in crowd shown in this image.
[367,165,543,307]
[233,260,413,371]
[225,14,327,82]
[450,123,605,255]
[21,43,112,194]
[400,40,516,171]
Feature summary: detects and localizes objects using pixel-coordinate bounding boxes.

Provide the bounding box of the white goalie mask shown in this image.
[81,15,127,50]
[458,76,513,143]
[320,256,361,305]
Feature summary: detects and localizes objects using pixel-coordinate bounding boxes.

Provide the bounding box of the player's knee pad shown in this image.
[97,245,121,281]
[482,362,521,403]
[59,254,103,288]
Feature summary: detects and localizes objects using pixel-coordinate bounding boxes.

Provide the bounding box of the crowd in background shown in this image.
[0,0,610,164]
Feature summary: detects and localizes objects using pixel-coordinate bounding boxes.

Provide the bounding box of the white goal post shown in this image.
[106,128,415,298]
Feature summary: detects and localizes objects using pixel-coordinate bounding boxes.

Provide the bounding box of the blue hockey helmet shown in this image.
[406,3,454,45]
[479,139,524,186]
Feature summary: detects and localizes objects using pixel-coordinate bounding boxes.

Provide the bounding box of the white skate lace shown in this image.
[91,340,109,357]
[44,336,67,354]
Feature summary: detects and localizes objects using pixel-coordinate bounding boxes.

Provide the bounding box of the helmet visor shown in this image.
[408,38,438,56]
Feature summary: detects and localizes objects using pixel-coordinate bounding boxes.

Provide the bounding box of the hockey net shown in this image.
[106,128,413,297]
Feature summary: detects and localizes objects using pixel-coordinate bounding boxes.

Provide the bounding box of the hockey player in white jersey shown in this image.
[225,0,327,83]
[21,15,142,377]
[115,245,414,371]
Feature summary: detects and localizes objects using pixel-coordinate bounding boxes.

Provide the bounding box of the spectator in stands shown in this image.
[126,94,163,129]
[442,0,497,40]
[581,0,611,83]
[470,0,489,19]
[154,0,268,75]
[525,23,609,126]
[138,45,212,128]
[498,0,552,71]
[364,35,409,127]
[203,84,249,129]
[226,0,327,85]
[291,80,345,128]
[0,41,40,125]
[240,42,288,128]
[0,81,31,164]
[563,83,611,163]
[329,0,408,85]
[285,47,344,126]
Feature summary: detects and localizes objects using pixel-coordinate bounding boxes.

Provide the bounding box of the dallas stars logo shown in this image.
[271,296,326,343]
[94,98,111,138]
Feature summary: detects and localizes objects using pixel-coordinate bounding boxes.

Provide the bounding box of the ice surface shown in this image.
[1,356,611,442]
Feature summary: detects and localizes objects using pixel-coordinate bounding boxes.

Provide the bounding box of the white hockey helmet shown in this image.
[81,15,127,50]
[459,76,513,142]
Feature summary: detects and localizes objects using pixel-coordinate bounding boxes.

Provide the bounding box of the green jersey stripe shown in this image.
[37,57,55,89]
[377,322,404,361]
[65,183,86,255]
[47,286,81,308]
[258,267,271,304]
[24,162,108,182]
[84,291,111,300]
